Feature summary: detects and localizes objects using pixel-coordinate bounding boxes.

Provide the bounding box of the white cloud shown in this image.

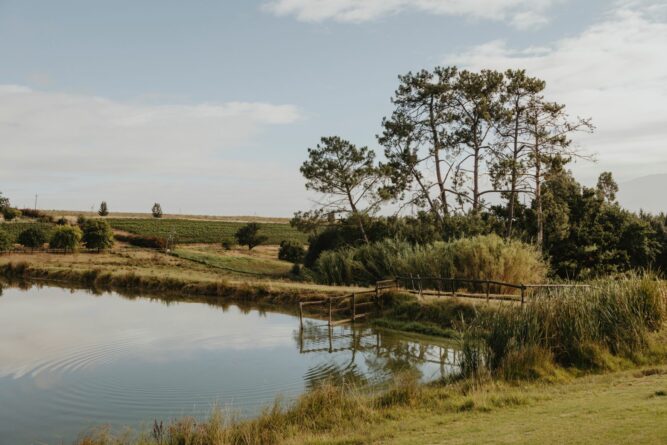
[262,0,562,29]
[446,2,667,182]
[0,86,305,214]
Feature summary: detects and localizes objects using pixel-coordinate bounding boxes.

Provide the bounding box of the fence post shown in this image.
[328,298,333,326]
[299,302,304,331]
[486,280,490,303]
[351,293,356,323]
[452,278,457,297]
[417,274,422,296]
[520,285,525,306]
[437,278,441,298]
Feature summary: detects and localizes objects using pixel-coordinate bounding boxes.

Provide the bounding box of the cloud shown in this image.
[262,0,562,29]
[445,1,667,182]
[0,86,305,214]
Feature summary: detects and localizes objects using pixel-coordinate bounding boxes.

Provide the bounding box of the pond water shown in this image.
[0,284,461,445]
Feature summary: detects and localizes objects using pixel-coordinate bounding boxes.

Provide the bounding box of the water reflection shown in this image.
[296,321,461,390]
[0,283,460,444]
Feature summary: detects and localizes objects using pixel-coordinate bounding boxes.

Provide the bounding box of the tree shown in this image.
[524,98,594,248]
[2,207,21,221]
[234,223,267,250]
[491,69,546,238]
[596,171,618,204]
[49,226,82,252]
[82,219,114,251]
[98,201,109,217]
[0,229,12,251]
[18,227,47,249]
[300,136,381,244]
[152,203,163,218]
[278,240,305,263]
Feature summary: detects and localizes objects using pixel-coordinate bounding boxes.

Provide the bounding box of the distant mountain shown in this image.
[617,174,667,214]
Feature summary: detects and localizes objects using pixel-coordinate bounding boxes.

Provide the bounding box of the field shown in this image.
[107,218,308,244]
[172,245,294,277]
[0,221,55,242]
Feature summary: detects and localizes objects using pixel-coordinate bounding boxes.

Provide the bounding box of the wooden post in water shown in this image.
[328,298,333,326]
[351,293,356,323]
[299,302,304,330]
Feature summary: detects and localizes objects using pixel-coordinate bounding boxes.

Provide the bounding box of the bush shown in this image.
[19,208,54,223]
[314,235,547,286]
[235,223,268,250]
[152,203,163,218]
[2,207,21,221]
[221,237,236,250]
[56,217,68,225]
[115,233,166,249]
[82,220,114,250]
[49,226,82,252]
[17,227,48,249]
[0,229,12,251]
[278,240,305,263]
[76,215,87,227]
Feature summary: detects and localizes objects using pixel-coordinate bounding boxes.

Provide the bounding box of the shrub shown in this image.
[278,240,305,263]
[17,227,48,249]
[98,201,109,217]
[115,233,166,249]
[235,222,268,250]
[49,226,82,252]
[2,207,21,221]
[82,220,114,250]
[76,215,87,227]
[152,203,163,218]
[19,208,54,222]
[56,217,68,225]
[221,237,236,250]
[0,229,12,251]
[314,235,547,286]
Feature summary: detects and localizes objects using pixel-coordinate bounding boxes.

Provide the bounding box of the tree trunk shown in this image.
[429,97,449,216]
[507,109,521,238]
[347,188,369,244]
[534,139,543,250]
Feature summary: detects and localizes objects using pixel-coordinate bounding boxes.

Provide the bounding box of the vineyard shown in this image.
[107,218,308,244]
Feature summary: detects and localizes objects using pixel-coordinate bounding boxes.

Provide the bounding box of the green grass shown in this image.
[107,218,307,244]
[0,221,55,242]
[172,248,293,277]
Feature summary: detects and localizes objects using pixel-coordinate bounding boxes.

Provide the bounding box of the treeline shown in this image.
[293,66,666,279]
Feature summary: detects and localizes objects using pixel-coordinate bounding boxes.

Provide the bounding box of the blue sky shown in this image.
[1,0,666,215]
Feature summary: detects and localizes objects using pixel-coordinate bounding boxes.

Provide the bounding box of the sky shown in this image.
[1,0,666,215]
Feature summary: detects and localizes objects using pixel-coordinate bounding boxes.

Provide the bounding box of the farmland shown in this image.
[0,222,55,242]
[106,218,308,244]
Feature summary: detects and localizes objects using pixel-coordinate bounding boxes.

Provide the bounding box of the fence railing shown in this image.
[298,289,378,329]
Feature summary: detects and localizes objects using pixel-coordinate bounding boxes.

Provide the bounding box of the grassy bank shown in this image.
[75,362,667,445]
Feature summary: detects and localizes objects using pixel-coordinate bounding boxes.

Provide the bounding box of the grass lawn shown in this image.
[289,367,667,445]
[172,244,294,277]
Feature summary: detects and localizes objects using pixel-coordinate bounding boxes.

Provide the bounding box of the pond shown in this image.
[0,284,461,444]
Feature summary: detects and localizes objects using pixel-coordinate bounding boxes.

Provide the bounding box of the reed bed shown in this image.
[315,235,547,287]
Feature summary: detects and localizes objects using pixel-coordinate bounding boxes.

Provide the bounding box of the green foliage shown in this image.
[221,237,236,250]
[17,226,48,248]
[114,233,166,249]
[315,235,547,286]
[234,222,268,250]
[98,201,109,217]
[56,216,68,225]
[49,226,83,251]
[278,240,305,263]
[152,202,163,218]
[2,207,21,221]
[0,229,12,251]
[107,218,306,244]
[82,219,114,250]
[0,192,9,212]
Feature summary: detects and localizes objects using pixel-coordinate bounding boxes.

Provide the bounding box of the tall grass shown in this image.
[463,276,667,376]
[315,235,547,286]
